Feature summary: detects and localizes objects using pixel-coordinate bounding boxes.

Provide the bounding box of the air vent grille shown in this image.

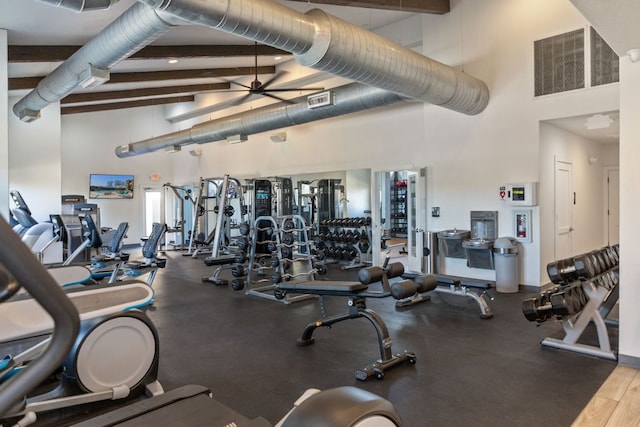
[534,29,585,96]
[590,27,619,87]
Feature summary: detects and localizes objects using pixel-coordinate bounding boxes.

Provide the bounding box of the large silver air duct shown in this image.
[116,82,411,157]
[13,2,179,122]
[39,0,121,12]
[139,0,489,115]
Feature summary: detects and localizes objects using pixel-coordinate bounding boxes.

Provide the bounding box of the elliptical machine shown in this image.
[0,217,162,426]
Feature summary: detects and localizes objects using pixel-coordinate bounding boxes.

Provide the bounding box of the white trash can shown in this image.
[493,237,520,293]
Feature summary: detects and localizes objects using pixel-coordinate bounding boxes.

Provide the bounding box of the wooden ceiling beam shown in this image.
[285,0,449,14]
[9,66,275,90]
[61,82,230,104]
[61,95,195,115]
[8,44,291,63]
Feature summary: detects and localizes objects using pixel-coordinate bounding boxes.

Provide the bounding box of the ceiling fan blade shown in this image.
[229,92,255,107]
[262,87,325,92]
[230,80,253,90]
[258,71,291,90]
[261,92,295,104]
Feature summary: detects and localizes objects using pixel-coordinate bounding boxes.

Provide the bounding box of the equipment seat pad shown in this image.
[278,281,368,295]
[204,254,236,266]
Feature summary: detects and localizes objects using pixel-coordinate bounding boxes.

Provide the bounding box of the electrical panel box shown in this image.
[506,183,537,206]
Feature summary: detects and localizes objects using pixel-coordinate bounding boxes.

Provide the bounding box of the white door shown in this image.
[555,159,574,259]
[606,168,620,245]
[143,187,164,237]
[406,169,426,272]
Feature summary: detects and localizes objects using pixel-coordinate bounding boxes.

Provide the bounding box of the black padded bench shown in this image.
[202,253,246,286]
[275,262,437,381]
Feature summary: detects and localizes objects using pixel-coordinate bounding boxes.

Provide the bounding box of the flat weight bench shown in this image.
[202,253,244,285]
[275,262,437,381]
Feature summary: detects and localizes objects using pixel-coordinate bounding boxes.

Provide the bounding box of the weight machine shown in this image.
[162,183,198,251]
[187,175,247,258]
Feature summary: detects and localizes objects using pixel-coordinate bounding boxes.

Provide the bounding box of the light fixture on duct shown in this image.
[227,134,248,144]
[585,114,613,130]
[78,64,110,89]
[189,148,202,157]
[627,49,640,63]
[270,132,287,143]
[165,145,181,153]
[17,108,40,123]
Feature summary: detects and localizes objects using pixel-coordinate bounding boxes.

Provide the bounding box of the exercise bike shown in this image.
[0,216,404,426]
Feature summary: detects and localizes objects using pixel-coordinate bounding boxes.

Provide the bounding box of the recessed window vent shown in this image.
[534,29,585,96]
[590,27,619,87]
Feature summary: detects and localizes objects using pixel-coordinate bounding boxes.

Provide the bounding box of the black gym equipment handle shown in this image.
[0,217,80,416]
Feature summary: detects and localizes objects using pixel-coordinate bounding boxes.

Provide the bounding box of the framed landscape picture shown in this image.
[90,174,134,199]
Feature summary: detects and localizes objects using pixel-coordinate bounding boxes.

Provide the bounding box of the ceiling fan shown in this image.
[227,42,325,105]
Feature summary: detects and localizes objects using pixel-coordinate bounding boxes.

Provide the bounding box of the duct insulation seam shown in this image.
[137,0,489,115]
[12,2,178,121]
[115,82,411,157]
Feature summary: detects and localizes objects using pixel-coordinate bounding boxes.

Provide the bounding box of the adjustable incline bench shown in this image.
[274,261,437,380]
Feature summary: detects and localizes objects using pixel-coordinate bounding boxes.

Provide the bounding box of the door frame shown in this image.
[371,168,427,269]
[554,158,574,259]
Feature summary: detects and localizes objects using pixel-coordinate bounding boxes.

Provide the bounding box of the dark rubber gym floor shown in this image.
[45,251,618,426]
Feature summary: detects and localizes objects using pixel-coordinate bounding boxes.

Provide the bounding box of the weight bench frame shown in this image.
[276,267,417,381]
[201,254,238,285]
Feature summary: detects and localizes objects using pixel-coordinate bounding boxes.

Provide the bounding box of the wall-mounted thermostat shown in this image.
[506,182,537,206]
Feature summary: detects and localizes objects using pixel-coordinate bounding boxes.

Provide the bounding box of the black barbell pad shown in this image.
[414,274,438,293]
[390,280,419,300]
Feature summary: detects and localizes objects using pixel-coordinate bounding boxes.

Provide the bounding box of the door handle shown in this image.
[569,226,574,232]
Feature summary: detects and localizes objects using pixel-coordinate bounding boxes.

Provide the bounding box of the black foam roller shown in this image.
[414,275,438,293]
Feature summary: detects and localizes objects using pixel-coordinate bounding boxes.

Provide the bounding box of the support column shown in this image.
[0,29,8,221]
[618,57,640,366]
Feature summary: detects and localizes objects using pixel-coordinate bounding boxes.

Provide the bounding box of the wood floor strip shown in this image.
[572,366,640,427]
[596,365,637,400]
[572,396,618,427]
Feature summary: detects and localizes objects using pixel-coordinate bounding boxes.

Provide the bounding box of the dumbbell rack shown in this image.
[524,245,620,360]
[244,215,317,304]
[315,218,372,270]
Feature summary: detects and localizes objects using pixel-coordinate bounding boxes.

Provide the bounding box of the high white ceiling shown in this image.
[2,0,413,81]
[0,0,626,145]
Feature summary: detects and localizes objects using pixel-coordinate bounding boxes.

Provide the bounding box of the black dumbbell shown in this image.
[231,264,245,278]
[234,251,247,264]
[231,278,245,291]
[547,253,598,284]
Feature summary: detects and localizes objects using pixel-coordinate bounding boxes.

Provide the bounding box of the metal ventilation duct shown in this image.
[115,82,411,158]
[39,0,121,12]
[12,2,179,122]
[139,0,489,115]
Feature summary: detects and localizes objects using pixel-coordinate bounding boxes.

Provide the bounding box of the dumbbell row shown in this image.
[316,246,359,261]
[522,268,619,323]
[547,245,619,285]
[314,230,369,244]
[521,282,587,323]
[319,217,372,227]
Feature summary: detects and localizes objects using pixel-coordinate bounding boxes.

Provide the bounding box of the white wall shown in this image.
[0,29,8,221]
[539,122,609,282]
[619,58,640,364]
[8,98,61,223]
[61,106,177,244]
